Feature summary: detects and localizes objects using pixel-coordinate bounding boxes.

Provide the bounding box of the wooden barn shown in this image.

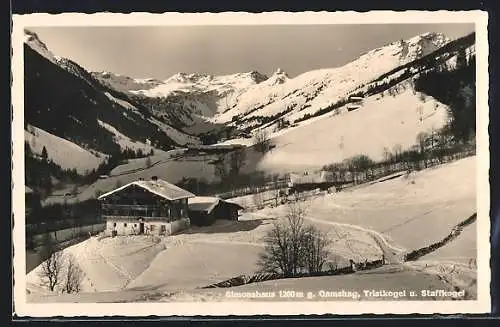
[97,176,195,236]
[188,196,244,227]
[287,171,337,194]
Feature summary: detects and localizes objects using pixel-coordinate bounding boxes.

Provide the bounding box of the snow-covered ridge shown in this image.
[111,32,453,126]
[92,71,164,93]
[97,120,165,155]
[24,29,58,64]
[24,29,463,141]
[211,32,453,125]
[24,29,100,87]
[129,70,269,98]
[25,124,107,173]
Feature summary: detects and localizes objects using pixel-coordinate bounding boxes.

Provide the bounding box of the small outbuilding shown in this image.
[188,196,244,227]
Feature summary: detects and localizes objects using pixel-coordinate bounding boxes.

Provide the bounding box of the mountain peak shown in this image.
[262,68,289,86]
[273,68,288,76]
[24,29,48,50]
[247,70,269,83]
[23,29,58,64]
[396,32,451,64]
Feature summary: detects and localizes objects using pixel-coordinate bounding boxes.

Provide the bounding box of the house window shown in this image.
[150,225,155,232]
[113,222,116,227]
[134,224,137,227]
[124,223,127,227]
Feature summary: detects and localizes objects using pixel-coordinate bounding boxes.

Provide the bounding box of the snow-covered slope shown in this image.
[27,156,476,302]
[89,32,473,144]
[213,32,451,125]
[25,125,107,173]
[215,84,448,173]
[23,30,60,64]
[131,71,268,98]
[91,71,163,93]
[147,117,201,146]
[24,29,201,160]
[103,32,451,129]
[24,29,97,86]
[93,70,268,117]
[96,120,166,155]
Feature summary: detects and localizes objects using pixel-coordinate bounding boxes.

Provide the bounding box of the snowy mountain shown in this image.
[23,28,475,181]
[94,32,455,135]
[23,29,60,64]
[91,71,163,94]
[211,32,453,126]
[92,70,270,129]
[23,29,201,174]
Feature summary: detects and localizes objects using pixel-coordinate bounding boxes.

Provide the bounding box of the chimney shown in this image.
[151,176,158,181]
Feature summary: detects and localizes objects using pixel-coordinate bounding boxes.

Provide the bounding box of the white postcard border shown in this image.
[11,10,491,317]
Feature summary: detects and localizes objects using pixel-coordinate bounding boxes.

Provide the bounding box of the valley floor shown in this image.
[26,156,478,303]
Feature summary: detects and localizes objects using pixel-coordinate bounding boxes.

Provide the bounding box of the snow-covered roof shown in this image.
[188,196,220,213]
[188,196,244,213]
[97,179,195,201]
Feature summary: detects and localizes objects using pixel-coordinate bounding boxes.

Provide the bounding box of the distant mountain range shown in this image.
[23,29,475,176]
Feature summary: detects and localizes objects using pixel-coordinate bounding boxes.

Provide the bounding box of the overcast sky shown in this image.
[30,24,474,79]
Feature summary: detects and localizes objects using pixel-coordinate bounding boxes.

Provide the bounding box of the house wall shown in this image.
[101,192,189,221]
[106,218,190,236]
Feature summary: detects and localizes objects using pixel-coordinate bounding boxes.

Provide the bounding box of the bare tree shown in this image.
[258,217,294,276]
[253,129,271,154]
[349,154,375,182]
[416,132,429,168]
[270,174,282,206]
[392,144,403,163]
[382,147,392,173]
[37,234,64,292]
[214,154,229,183]
[286,203,306,276]
[229,148,247,177]
[301,225,331,274]
[258,203,331,277]
[63,254,85,294]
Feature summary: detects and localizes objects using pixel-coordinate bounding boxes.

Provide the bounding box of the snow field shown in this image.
[97,120,167,155]
[255,88,449,173]
[127,242,262,292]
[147,117,201,146]
[27,156,476,301]
[191,266,456,302]
[420,221,477,262]
[25,125,107,173]
[258,156,475,253]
